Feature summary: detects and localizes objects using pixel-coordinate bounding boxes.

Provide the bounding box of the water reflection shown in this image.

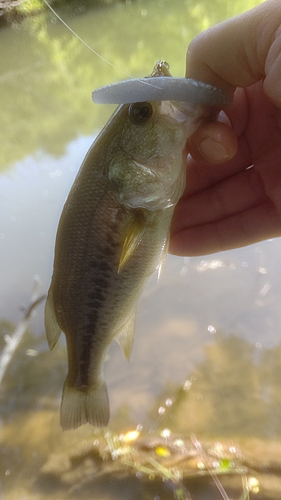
[0,134,98,326]
[0,0,263,167]
[2,321,281,498]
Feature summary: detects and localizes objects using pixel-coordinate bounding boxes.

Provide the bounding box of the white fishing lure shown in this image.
[92,76,232,106]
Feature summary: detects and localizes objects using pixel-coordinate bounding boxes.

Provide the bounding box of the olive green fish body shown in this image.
[46,151,172,427]
[45,61,217,430]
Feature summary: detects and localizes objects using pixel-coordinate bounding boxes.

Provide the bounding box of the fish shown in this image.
[45,61,227,430]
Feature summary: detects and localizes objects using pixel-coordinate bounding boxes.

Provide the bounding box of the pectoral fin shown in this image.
[118,218,146,272]
[116,313,136,360]
[156,234,170,281]
[45,289,62,350]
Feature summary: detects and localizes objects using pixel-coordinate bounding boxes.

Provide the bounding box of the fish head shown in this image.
[108,98,214,211]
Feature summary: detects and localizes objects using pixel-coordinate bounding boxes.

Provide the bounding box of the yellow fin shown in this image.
[116,313,136,361]
[118,218,145,272]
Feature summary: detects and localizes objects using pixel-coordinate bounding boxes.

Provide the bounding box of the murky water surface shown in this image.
[2,0,281,498]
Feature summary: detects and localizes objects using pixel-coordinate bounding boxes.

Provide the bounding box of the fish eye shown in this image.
[129,102,153,124]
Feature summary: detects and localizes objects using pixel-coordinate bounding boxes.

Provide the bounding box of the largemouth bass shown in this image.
[45,61,224,430]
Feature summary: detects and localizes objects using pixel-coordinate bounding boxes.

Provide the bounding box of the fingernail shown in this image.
[199,137,231,162]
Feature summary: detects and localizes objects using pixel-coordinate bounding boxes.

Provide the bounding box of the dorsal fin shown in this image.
[44,289,62,350]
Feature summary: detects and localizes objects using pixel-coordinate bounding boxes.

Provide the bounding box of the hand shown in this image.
[170,0,281,256]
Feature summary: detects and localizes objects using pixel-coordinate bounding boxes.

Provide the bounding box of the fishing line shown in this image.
[42,0,161,89]
[191,435,231,500]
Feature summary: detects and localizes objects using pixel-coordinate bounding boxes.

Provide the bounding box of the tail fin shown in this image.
[60,380,110,430]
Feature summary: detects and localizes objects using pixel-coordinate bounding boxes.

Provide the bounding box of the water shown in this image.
[1,0,280,498]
